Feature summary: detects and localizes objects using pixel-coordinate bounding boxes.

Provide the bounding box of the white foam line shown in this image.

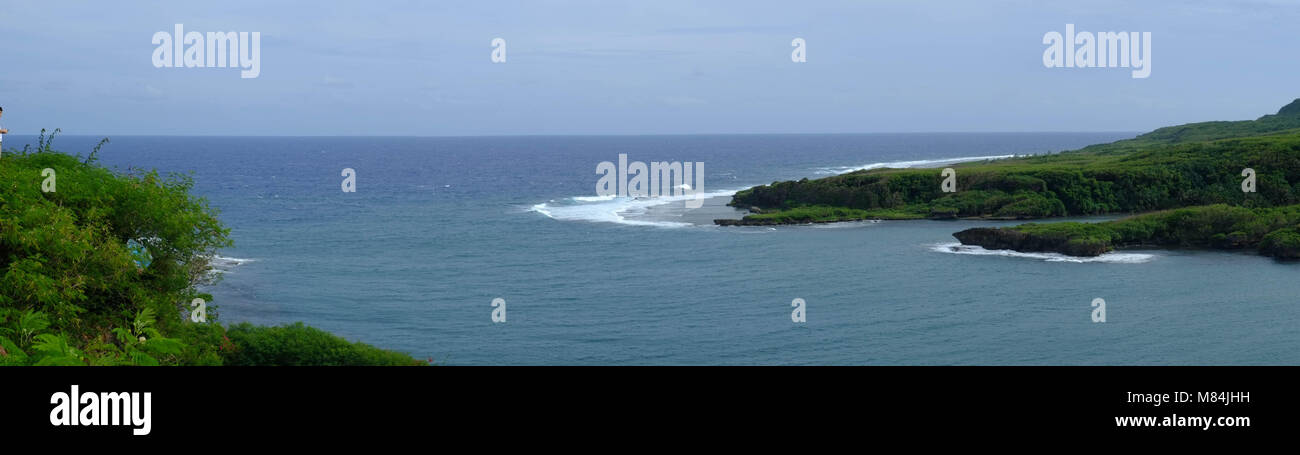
[815,154,1017,175]
[211,255,256,266]
[929,242,1155,264]
[533,153,1018,228]
[530,188,741,228]
[204,255,255,279]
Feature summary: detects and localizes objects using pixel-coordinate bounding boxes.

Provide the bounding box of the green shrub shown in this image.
[1259,227,1300,258]
[223,323,425,366]
[1,141,423,366]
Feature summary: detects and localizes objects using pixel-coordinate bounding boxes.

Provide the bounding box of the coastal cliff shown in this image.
[717,99,1300,226]
[952,227,1109,257]
[717,99,1300,259]
[952,204,1300,259]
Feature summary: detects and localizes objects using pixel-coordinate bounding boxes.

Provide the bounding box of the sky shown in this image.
[2,0,1298,136]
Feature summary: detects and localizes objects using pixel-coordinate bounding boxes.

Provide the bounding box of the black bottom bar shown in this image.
[4,367,1290,441]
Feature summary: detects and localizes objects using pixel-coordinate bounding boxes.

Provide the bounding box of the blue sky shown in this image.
[2,0,1298,136]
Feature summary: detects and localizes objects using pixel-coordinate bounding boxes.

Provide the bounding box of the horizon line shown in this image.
[1,130,1143,139]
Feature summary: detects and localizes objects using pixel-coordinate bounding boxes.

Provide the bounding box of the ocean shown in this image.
[15,132,1300,365]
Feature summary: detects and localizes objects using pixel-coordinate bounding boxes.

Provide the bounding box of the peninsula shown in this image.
[716,99,1300,259]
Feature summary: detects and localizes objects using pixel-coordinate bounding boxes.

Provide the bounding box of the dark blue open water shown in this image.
[15,133,1300,364]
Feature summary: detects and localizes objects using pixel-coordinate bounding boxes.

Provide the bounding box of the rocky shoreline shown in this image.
[951,227,1110,257]
[949,206,1300,259]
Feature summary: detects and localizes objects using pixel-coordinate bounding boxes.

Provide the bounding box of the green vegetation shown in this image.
[721,99,1300,224]
[720,98,1300,259]
[955,204,1300,258]
[1,134,425,365]
[715,205,924,225]
[222,322,426,366]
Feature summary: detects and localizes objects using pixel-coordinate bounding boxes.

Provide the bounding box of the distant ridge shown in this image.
[1108,98,1300,148]
[1276,98,1300,116]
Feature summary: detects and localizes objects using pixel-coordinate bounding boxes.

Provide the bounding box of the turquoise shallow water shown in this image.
[16,133,1300,364]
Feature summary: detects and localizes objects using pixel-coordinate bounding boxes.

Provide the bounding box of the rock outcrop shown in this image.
[952,227,1111,257]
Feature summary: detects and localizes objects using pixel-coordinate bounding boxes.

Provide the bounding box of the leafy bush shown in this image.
[1,140,423,365]
[1259,227,1300,258]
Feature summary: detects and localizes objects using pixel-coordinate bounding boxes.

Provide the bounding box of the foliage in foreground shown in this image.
[1,138,423,365]
[222,323,425,366]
